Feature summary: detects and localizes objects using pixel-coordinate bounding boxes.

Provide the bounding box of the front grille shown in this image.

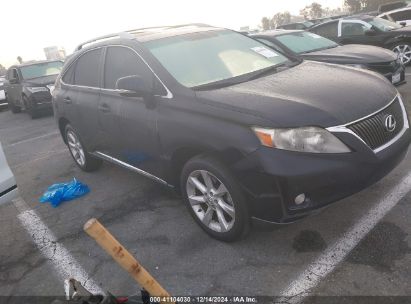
[347,97,405,150]
[32,91,52,102]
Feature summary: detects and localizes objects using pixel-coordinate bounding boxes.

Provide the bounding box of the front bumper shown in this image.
[233,126,411,224]
[29,91,53,110]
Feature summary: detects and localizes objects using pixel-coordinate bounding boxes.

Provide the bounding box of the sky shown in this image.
[0,0,344,68]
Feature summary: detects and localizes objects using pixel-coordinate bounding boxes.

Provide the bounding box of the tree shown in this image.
[271,11,291,28]
[300,2,323,19]
[261,17,271,30]
[344,0,395,13]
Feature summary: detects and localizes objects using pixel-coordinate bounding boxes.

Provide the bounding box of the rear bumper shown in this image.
[233,127,411,224]
[382,65,406,86]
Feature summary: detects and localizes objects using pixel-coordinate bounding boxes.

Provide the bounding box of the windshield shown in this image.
[20,61,63,80]
[144,30,289,88]
[276,32,338,54]
[367,17,402,31]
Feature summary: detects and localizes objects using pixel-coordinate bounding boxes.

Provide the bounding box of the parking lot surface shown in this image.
[1,69,411,301]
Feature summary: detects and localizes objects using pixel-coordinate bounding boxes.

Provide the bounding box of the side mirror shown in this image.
[400,21,407,27]
[364,28,377,36]
[115,75,151,98]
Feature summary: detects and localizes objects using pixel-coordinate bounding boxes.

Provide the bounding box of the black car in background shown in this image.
[252,30,405,85]
[309,15,411,65]
[4,60,63,118]
[53,24,410,241]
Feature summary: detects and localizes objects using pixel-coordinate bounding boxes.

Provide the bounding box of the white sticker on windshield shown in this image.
[307,33,322,39]
[251,46,279,58]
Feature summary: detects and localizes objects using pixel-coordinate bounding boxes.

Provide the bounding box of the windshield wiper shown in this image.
[192,79,243,91]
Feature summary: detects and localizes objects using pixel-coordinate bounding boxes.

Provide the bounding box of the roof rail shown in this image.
[75,32,134,51]
[75,23,211,51]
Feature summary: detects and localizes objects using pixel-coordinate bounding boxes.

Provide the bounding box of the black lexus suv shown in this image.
[53,24,410,241]
[4,60,63,118]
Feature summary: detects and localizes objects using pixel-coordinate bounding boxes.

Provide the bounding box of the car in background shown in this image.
[54,24,410,241]
[0,76,7,109]
[0,141,18,206]
[379,6,411,25]
[4,60,63,118]
[309,15,411,65]
[252,30,405,85]
[379,1,411,14]
[277,21,314,30]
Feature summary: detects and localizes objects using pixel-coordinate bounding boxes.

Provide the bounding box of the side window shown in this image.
[62,62,76,84]
[311,22,338,38]
[103,46,153,90]
[341,22,368,36]
[391,10,411,21]
[380,14,388,20]
[74,48,102,87]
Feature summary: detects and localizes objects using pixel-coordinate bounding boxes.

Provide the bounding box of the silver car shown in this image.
[0,142,18,205]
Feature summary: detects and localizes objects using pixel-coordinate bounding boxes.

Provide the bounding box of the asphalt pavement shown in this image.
[0,68,411,303]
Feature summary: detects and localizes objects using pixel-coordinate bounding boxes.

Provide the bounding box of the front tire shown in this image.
[24,96,38,119]
[8,95,21,113]
[65,124,102,172]
[181,155,249,242]
[392,43,411,65]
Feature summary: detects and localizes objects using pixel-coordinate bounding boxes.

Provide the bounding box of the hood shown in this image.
[391,25,411,34]
[302,44,397,64]
[23,74,58,86]
[195,61,397,128]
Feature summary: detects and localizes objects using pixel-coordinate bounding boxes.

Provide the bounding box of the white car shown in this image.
[379,6,411,26]
[0,76,7,108]
[0,141,18,205]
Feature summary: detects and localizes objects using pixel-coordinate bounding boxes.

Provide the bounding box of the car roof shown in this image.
[252,29,304,37]
[75,24,224,51]
[379,5,411,15]
[11,59,63,69]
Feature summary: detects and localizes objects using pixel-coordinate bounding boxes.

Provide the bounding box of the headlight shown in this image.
[344,64,367,69]
[27,87,48,93]
[252,126,351,153]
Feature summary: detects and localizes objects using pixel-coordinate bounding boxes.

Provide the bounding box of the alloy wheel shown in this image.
[393,44,411,65]
[67,130,86,167]
[186,170,235,233]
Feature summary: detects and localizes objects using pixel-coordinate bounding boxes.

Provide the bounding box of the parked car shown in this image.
[54,24,410,241]
[252,30,405,85]
[379,6,411,25]
[277,21,314,30]
[0,141,18,206]
[378,1,411,14]
[4,60,63,118]
[309,15,411,64]
[0,76,7,109]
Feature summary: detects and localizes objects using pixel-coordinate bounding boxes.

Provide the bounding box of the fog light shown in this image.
[294,193,306,205]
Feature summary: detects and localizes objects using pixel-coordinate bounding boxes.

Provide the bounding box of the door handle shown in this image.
[63,97,72,104]
[98,103,110,113]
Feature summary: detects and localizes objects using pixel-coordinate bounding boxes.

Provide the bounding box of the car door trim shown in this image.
[92,151,172,187]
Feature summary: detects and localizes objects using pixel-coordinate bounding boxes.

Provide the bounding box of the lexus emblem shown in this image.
[384,115,397,132]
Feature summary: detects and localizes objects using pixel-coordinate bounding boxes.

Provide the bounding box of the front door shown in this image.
[98,45,161,176]
[6,68,22,106]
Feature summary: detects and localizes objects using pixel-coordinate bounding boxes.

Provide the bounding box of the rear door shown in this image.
[98,45,161,175]
[339,20,377,45]
[57,48,103,150]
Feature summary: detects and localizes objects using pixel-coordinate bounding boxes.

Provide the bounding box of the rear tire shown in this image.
[64,124,102,172]
[181,154,250,242]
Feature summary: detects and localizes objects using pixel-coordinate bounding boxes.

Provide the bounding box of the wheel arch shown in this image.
[58,117,70,144]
